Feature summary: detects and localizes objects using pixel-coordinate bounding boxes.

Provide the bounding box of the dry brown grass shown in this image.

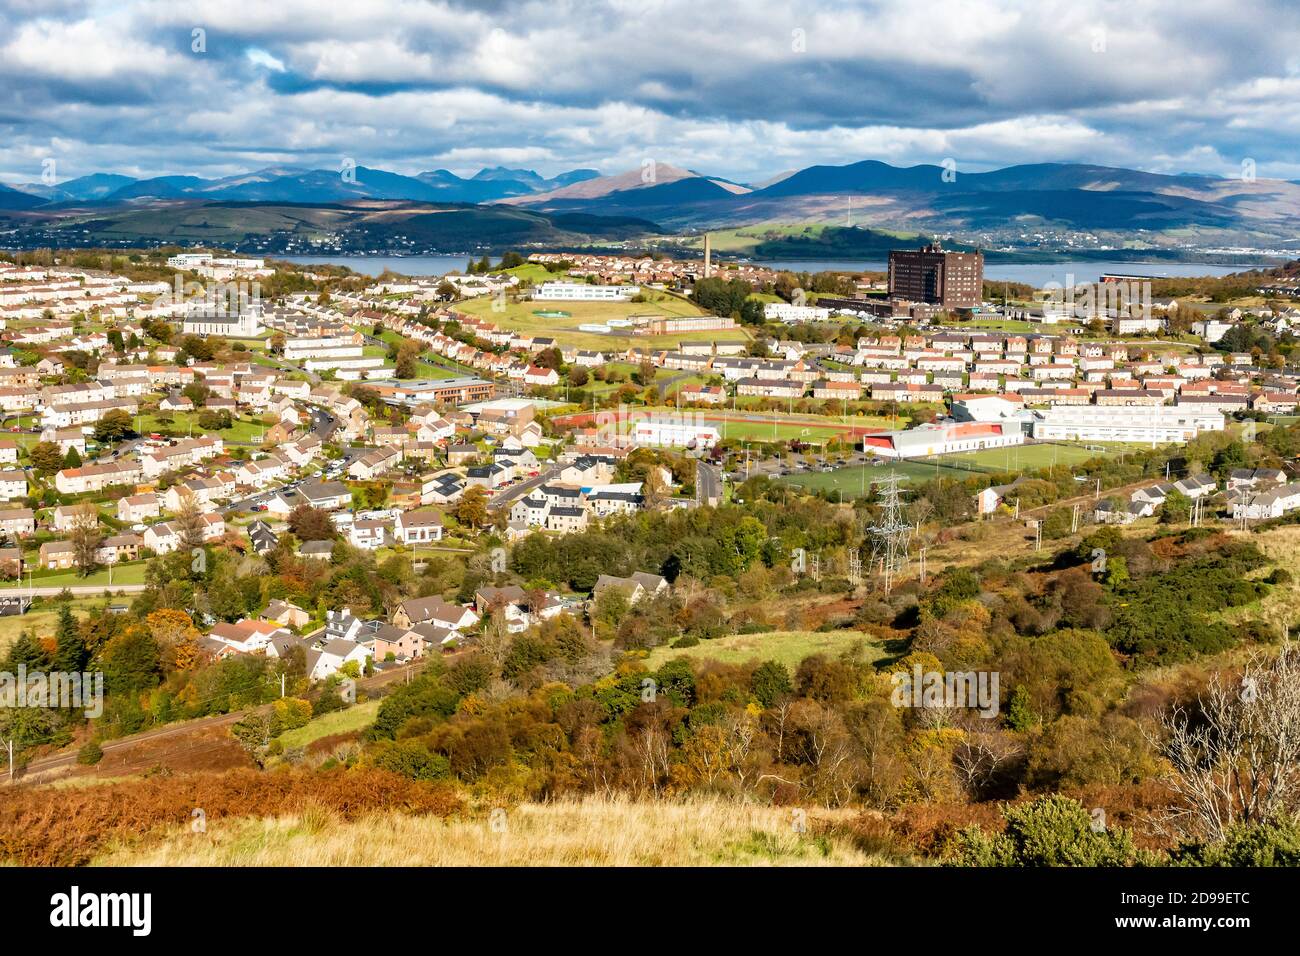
[0,768,460,866]
[97,795,892,867]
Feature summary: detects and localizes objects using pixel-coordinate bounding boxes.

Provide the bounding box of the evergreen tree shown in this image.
[52,604,88,672]
[5,629,49,671]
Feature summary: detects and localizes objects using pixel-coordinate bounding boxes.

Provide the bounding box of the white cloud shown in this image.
[1,0,1297,183]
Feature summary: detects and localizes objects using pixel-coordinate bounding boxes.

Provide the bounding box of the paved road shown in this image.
[309,406,338,441]
[696,460,723,506]
[488,465,561,512]
[656,371,692,399]
[8,657,434,784]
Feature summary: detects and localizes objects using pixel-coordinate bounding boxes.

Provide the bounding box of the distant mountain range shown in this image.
[0,165,602,207]
[3,159,1299,253]
[500,160,1300,247]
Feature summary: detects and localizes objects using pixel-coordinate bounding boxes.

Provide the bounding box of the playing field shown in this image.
[553,406,891,444]
[455,293,750,350]
[780,459,978,494]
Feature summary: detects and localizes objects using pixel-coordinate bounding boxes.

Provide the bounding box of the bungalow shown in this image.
[421,471,466,505]
[591,571,668,605]
[307,638,373,682]
[299,480,353,511]
[474,585,565,633]
[392,596,479,631]
[298,540,335,561]
[678,383,726,405]
[524,365,559,387]
[211,619,289,655]
[248,519,278,555]
[260,599,310,629]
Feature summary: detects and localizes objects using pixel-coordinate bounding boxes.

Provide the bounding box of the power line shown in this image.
[867,474,911,595]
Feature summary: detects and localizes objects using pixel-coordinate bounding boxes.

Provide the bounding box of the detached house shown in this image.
[393,508,444,545]
[392,596,479,632]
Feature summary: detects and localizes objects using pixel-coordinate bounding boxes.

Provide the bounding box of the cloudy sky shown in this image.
[3,0,1298,186]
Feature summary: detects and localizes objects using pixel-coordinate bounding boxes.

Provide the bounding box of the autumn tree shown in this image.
[173,492,209,558]
[287,504,337,541]
[29,442,63,475]
[68,503,103,577]
[93,408,134,443]
[453,486,489,530]
[395,341,422,379]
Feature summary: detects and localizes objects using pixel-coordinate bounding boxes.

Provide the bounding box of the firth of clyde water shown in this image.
[282,255,1266,287]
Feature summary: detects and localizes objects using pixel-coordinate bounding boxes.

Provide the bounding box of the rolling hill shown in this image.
[0,198,662,253]
[4,158,1299,252]
[503,159,1300,246]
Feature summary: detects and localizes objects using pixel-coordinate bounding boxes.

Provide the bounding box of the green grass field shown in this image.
[779,459,977,494]
[137,412,271,444]
[0,598,122,651]
[0,561,148,591]
[502,263,556,284]
[780,441,1150,497]
[455,293,749,351]
[363,328,459,379]
[645,629,885,671]
[278,699,382,749]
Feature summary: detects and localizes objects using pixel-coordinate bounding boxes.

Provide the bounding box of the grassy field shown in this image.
[98,796,883,866]
[781,441,1151,497]
[365,328,459,379]
[279,699,382,749]
[645,629,884,671]
[0,598,113,651]
[721,421,857,442]
[502,263,556,284]
[779,460,978,493]
[924,441,1136,473]
[0,561,148,591]
[137,412,271,443]
[455,293,749,351]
